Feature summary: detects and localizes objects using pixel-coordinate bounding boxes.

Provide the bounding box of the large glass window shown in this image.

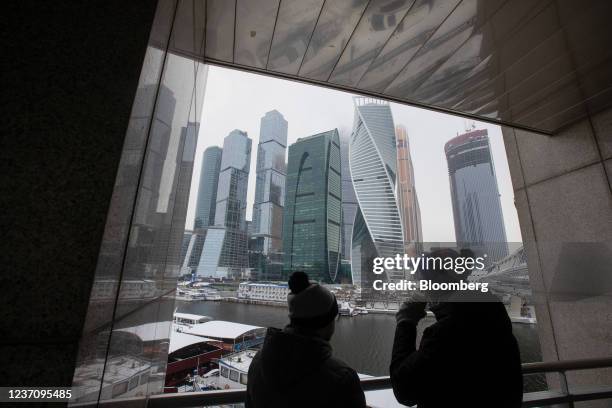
[168,64,550,396]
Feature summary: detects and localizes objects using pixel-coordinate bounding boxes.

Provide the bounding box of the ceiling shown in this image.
[169,0,612,135]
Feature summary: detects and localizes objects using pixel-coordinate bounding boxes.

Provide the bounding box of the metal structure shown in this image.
[166,0,612,135]
[69,357,612,408]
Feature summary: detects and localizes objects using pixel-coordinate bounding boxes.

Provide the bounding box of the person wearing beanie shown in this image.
[246,271,366,408]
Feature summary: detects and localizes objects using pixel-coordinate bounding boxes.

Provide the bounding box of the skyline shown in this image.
[187,66,523,244]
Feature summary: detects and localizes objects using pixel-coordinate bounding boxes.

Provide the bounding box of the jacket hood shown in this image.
[257,327,332,387]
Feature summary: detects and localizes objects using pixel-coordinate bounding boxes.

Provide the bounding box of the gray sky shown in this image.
[186,65,522,243]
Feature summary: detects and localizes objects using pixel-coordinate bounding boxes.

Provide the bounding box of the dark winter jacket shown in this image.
[246,327,366,408]
[390,299,523,408]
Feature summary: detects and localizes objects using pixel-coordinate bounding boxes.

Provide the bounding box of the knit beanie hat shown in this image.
[287,271,338,329]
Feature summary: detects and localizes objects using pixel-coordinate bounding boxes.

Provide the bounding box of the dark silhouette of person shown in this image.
[246,271,366,408]
[390,248,523,408]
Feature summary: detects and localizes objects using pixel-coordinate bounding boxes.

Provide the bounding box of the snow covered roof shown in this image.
[174,312,209,322]
[184,320,263,340]
[169,330,216,353]
[114,321,171,342]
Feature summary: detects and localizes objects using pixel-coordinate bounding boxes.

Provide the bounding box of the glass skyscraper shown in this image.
[339,132,358,284]
[194,146,223,228]
[445,129,508,265]
[215,129,252,277]
[396,124,423,256]
[182,145,223,276]
[198,130,252,278]
[350,98,404,283]
[181,145,223,276]
[250,110,287,281]
[282,129,342,283]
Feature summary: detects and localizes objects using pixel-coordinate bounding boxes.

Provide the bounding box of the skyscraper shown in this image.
[160,121,199,277]
[197,130,252,279]
[181,145,223,276]
[189,130,251,278]
[445,129,508,265]
[180,230,192,268]
[282,129,342,283]
[350,98,404,283]
[250,110,287,281]
[396,125,423,256]
[194,146,223,228]
[125,85,176,281]
[339,131,358,284]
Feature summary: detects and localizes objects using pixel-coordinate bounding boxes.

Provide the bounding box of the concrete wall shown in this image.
[0,1,160,387]
[502,107,612,397]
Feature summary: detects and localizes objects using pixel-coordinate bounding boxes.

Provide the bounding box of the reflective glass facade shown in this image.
[194,146,222,228]
[395,125,423,256]
[340,132,358,283]
[46,1,612,403]
[350,98,404,282]
[282,130,342,283]
[70,0,209,402]
[251,110,287,281]
[445,129,508,264]
[211,130,252,278]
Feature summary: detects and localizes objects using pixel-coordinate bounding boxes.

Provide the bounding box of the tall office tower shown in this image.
[445,129,508,265]
[339,132,358,284]
[282,130,342,283]
[194,146,223,228]
[395,125,423,256]
[198,130,252,279]
[124,85,176,280]
[181,145,223,276]
[250,110,287,281]
[159,121,199,279]
[350,98,404,283]
[180,231,192,267]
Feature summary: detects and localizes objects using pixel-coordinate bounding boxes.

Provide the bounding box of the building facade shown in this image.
[250,110,288,281]
[183,146,223,277]
[216,130,252,278]
[350,98,404,283]
[395,125,423,256]
[445,129,508,265]
[237,282,290,303]
[282,130,342,283]
[194,146,223,228]
[339,132,358,284]
[197,130,252,278]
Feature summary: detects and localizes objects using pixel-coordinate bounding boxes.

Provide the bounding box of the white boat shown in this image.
[196,349,258,390]
[203,289,222,301]
[176,287,222,301]
[173,312,211,327]
[339,301,359,317]
[355,307,368,315]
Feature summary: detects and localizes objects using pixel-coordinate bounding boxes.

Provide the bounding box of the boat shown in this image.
[165,328,223,387]
[355,306,368,315]
[173,312,211,328]
[176,287,222,302]
[176,288,205,301]
[195,349,258,390]
[339,301,359,317]
[166,315,266,391]
[202,289,222,301]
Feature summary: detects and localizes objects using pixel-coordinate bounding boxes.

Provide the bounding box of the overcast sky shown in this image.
[186,65,522,243]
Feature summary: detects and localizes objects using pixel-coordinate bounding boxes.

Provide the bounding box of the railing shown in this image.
[76,357,612,408]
